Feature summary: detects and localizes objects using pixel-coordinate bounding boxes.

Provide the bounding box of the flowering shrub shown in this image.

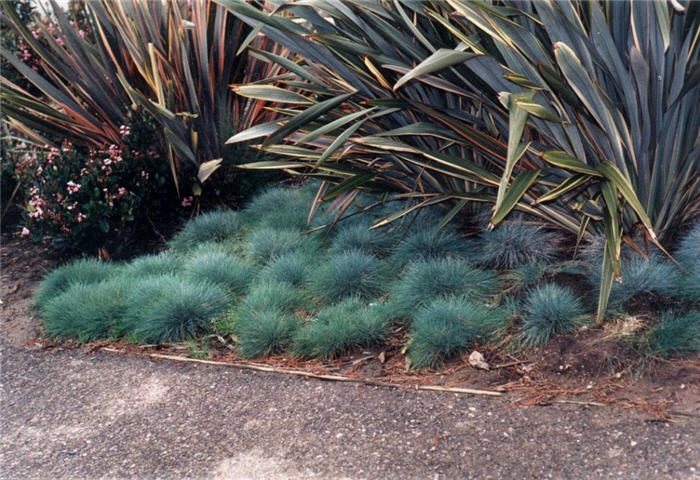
[15,114,179,256]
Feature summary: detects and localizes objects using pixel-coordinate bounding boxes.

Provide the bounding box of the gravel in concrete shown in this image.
[1,343,698,480]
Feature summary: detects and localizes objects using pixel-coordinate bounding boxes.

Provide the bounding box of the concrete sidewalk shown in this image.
[1,343,697,480]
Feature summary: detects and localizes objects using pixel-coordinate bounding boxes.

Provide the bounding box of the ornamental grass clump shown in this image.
[674,222,700,267]
[247,227,317,264]
[120,275,229,343]
[408,297,505,369]
[293,298,390,359]
[390,228,471,269]
[608,255,677,308]
[169,210,243,252]
[470,221,561,270]
[236,310,301,359]
[242,186,317,231]
[41,277,131,341]
[183,251,254,295]
[672,224,700,304]
[639,311,700,359]
[673,263,700,304]
[123,253,180,277]
[329,221,398,258]
[390,258,499,319]
[258,251,314,288]
[309,250,385,303]
[238,280,310,317]
[35,258,119,308]
[521,284,587,347]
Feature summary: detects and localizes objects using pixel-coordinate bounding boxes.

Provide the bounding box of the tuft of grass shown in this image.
[239,280,310,316]
[183,251,254,294]
[309,250,385,303]
[292,298,390,359]
[236,310,301,358]
[41,278,131,341]
[521,284,587,347]
[246,227,318,264]
[470,221,560,270]
[35,259,119,308]
[390,228,470,269]
[674,222,700,266]
[169,209,243,252]
[673,260,700,304]
[608,255,677,307]
[123,253,180,277]
[639,311,700,359]
[242,185,318,231]
[120,275,230,343]
[581,236,678,308]
[408,296,506,369]
[258,251,314,288]
[390,258,499,318]
[328,222,398,258]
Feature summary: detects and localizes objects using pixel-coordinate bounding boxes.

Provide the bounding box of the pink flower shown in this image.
[103,158,112,166]
[119,125,131,137]
[117,187,127,197]
[76,213,86,223]
[140,170,149,179]
[181,196,193,207]
[66,181,81,194]
[20,227,30,237]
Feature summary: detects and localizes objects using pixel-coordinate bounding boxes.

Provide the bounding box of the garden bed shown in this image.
[3,191,698,420]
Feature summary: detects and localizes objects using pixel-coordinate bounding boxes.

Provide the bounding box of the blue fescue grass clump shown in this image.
[235,310,301,358]
[390,258,499,318]
[246,227,318,264]
[608,255,677,307]
[258,251,314,288]
[120,275,229,343]
[242,185,317,230]
[40,278,131,341]
[292,298,390,359]
[408,297,506,369]
[580,236,678,307]
[674,222,699,266]
[520,284,587,347]
[169,209,243,252]
[238,280,310,316]
[35,259,119,308]
[390,228,470,268]
[673,261,700,304]
[183,250,254,294]
[123,253,180,277]
[328,221,398,258]
[470,221,560,269]
[640,311,700,358]
[310,250,385,303]
[234,279,309,358]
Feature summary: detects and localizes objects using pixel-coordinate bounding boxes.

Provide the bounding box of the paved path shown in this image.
[1,343,698,480]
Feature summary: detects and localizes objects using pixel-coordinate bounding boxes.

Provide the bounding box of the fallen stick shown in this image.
[553,399,607,407]
[100,348,502,397]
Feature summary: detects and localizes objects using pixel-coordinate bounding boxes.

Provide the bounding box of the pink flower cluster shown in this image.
[66,181,81,194]
[28,195,45,219]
